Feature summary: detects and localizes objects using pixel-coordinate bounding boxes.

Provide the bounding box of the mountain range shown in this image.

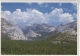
[1,18,77,41]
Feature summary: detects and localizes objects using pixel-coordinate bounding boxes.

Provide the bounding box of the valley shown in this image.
[1,32,77,55]
[1,18,77,55]
[1,3,77,55]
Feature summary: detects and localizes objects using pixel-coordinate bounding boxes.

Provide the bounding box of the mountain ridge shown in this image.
[1,18,77,40]
[1,18,27,40]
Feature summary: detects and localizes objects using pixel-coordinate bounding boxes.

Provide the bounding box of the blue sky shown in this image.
[1,3,77,14]
[1,3,77,27]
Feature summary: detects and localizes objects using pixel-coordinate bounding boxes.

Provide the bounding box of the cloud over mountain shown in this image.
[1,8,75,27]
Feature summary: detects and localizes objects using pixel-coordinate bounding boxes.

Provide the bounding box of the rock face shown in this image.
[55,21,77,35]
[1,18,77,40]
[23,23,56,38]
[26,30,41,37]
[1,18,27,40]
[23,21,77,38]
[24,24,56,33]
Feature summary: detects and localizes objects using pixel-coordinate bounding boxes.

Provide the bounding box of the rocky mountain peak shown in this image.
[1,18,27,40]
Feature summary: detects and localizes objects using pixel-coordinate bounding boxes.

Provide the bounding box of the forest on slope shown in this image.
[1,33,77,55]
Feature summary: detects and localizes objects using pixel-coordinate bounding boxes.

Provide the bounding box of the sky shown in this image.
[1,3,77,27]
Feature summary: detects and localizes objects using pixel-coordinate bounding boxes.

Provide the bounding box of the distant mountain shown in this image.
[23,23,56,33]
[1,18,27,40]
[22,23,56,39]
[54,21,77,35]
[1,18,77,40]
[26,30,41,37]
[45,21,77,44]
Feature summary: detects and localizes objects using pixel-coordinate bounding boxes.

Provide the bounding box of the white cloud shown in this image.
[72,3,77,10]
[16,9,21,12]
[45,8,74,24]
[37,3,49,7]
[37,2,44,5]
[60,13,74,23]
[63,8,72,12]
[45,4,48,7]
[59,3,62,7]
[73,13,77,19]
[1,8,75,27]
[1,10,11,19]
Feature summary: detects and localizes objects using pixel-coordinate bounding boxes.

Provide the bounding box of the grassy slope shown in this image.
[1,33,77,55]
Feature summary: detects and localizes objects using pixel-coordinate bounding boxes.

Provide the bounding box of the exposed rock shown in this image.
[1,18,77,40]
[26,30,41,37]
[62,29,77,35]
[52,41,61,44]
[55,21,77,35]
[1,18,27,40]
[23,23,56,38]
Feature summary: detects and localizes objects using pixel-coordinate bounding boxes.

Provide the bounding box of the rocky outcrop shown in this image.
[23,23,56,38]
[1,18,27,40]
[55,21,77,35]
[26,30,41,37]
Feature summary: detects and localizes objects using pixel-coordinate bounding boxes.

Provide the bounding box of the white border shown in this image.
[1,0,80,2]
[0,0,79,56]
